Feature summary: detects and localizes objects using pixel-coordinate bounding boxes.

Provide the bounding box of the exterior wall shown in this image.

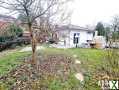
[57,29,94,48]
[69,30,93,47]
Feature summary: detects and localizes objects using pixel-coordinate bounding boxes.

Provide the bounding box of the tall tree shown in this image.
[111,15,119,41]
[0,0,72,65]
[95,22,105,36]
[105,26,111,42]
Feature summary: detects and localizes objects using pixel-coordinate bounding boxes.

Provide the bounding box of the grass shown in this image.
[0,47,105,90]
[68,48,105,71]
[0,51,31,76]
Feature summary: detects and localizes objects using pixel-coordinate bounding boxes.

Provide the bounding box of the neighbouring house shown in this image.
[0,14,17,36]
[0,21,12,36]
[54,25,95,48]
[18,16,54,43]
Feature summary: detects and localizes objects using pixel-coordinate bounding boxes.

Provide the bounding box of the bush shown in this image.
[8,24,23,37]
[99,49,119,78]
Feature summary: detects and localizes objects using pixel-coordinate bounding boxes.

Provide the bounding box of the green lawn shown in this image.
[0,51,31,76]
[69,48,105,71]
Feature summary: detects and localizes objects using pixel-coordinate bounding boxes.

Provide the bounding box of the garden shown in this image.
[1,46,118,90]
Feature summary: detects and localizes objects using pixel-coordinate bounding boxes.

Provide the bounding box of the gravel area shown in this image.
[20,46,45,52]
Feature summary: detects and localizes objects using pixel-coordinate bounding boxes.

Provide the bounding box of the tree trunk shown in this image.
[31,36,37,64]
[28,24,37,65]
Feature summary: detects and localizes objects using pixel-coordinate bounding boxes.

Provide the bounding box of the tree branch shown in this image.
[31,0,56,22]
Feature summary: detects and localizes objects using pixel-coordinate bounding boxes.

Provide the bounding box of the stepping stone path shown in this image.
[75,60,81,64]
[75,73,84,82]
[73,54,84,82]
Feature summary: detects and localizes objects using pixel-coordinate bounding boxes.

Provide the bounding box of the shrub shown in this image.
[8,24,23,37]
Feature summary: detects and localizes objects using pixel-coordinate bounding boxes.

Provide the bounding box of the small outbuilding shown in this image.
[55,25,95,48]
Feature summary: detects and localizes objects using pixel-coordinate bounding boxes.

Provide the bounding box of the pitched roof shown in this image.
[0,14,15,19]
[0,14,16,23]
[55,24,95,32]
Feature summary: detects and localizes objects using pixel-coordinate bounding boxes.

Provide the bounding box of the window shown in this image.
[74,33,80,36]
[87,32,91,34]
[87,40,91,42]
[77,33,80,36]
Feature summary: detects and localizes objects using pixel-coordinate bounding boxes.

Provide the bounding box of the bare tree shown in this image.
[0,0,72,65]
[111,15,119,42]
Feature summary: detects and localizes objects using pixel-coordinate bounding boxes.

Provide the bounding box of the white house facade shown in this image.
[55,25,95,48]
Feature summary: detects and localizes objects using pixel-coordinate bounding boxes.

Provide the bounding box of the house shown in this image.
[0,21,12,36]
[0,14,17,36]
[55,25,95,48]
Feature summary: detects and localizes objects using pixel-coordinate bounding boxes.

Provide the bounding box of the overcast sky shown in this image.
[71,0,119,26]
[1,0,119,27]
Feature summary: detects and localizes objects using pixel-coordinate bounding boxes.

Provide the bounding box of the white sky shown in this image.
[1,0,119,27]
[71,0,119,26]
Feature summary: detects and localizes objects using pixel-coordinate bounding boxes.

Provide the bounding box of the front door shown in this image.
[73,33,80,47]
